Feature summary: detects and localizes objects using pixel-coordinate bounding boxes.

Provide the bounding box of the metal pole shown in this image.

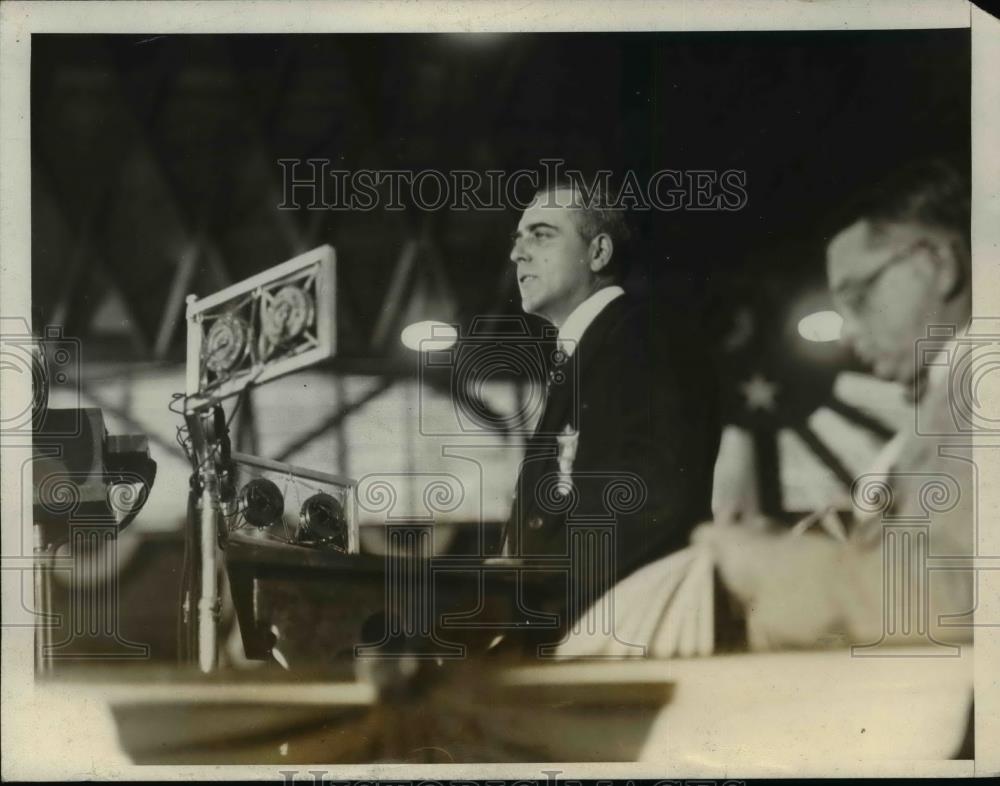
[183,406,224,674]
[197,468,221,673]
[33,524,53,676]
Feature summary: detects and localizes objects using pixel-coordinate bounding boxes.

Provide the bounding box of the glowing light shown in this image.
[797,310,843,343]
[401,321,458,352]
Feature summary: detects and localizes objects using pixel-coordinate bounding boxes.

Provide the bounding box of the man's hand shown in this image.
[693,521,849,650]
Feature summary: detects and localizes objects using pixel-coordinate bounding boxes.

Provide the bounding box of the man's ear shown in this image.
[588,233,614,274]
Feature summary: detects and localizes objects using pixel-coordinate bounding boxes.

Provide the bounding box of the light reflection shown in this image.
[797,310,843,343]
[401,320,458,352]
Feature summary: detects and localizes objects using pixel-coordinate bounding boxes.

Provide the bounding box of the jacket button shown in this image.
[528,515,544,530]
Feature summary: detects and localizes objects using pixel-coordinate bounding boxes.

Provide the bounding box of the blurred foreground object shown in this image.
[33,406,157,672]
[30,644,969,766]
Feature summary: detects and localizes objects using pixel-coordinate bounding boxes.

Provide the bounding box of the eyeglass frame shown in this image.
[831,237,938,317]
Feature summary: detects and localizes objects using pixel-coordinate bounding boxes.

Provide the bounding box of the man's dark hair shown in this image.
[534,174,633,283]
[836,158,970,255]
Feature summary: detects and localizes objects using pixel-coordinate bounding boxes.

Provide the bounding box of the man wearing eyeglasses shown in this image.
[698,159,974,651]
[828,180,970,388]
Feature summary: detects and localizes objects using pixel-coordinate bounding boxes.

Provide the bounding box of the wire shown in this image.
[167,391,188,416]
[172,320,305,504]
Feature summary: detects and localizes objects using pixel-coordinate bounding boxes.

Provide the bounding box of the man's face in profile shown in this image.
[827,219,942,384]
[510,188,594,326]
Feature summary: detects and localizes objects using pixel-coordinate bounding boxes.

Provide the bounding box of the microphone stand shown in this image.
[182,403,233,674]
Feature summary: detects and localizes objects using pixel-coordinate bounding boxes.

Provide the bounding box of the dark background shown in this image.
[32,30,970,359]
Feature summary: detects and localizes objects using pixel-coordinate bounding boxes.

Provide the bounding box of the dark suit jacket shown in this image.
[503,293,721,635]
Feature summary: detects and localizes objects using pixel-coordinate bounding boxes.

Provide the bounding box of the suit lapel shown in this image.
[536,296,628,436]
[503,296,630,555]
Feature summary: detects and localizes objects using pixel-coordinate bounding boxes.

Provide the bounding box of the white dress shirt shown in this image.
[556,285,625,357]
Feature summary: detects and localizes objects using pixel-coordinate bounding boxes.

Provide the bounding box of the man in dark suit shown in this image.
[501,176,720,647]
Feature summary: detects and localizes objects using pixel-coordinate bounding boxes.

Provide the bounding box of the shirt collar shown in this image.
[557,285,625,357]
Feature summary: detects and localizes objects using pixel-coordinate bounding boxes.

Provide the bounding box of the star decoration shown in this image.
[741,373,779,412]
